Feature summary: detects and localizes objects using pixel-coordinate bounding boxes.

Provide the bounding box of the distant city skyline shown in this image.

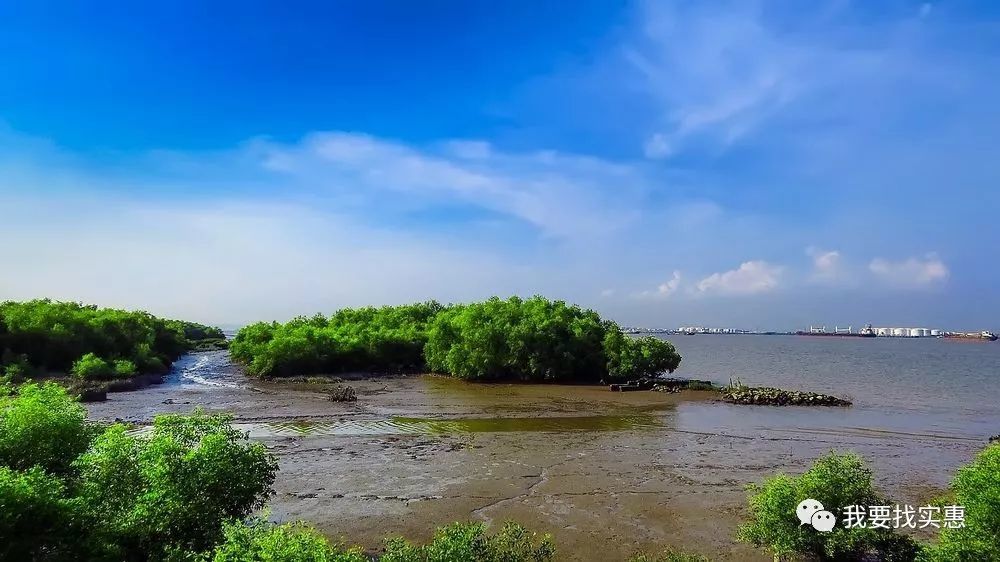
[2,1,999,328]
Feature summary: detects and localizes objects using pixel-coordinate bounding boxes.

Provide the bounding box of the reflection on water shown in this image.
[127,415,662,437]
[127,414,661,437]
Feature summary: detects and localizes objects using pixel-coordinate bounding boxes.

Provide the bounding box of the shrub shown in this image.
[0,466,85,561]
[2,353,33,382]
[0,382,93,474]
[0,299,223,376]
[230,302,441,378]
[113,358,138,379]
[424,297,609,382]
[381,521,555,562]
[738,451,919,561]
[197,519,367,562]
[920,443,1000,561]
[74,411,278,559]
[71,352,114,381]
[603,331,681,381]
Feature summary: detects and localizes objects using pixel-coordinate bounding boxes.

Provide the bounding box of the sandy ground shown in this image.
[86,355,974,561]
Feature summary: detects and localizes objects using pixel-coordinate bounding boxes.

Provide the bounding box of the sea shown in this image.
[664,333,1000,447]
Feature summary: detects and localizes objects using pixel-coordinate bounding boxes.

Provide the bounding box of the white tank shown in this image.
[909,328,922,337]
[892,328,906,337]
[930,329,941,336]
[919,328,930,337]
[876,328,889,336]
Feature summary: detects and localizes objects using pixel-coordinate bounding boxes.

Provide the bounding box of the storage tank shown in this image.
[892,328,906,337]
[930,329,941,336]
[919,328,930,337]
[909,328,922,337]
[876,327,890,336]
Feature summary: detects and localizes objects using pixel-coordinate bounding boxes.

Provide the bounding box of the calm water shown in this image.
[663,334,1000,442]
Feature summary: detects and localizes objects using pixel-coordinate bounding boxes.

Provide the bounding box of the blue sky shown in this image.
[1,0,998,329]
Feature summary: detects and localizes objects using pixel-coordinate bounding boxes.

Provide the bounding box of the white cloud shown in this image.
[257,132,644,240]
[643,133,673,159]
[869,253,949,288]
[696,261,783,296]
[634,270,683,299]
[626,1,805,154]
[657,270,682,296]
[806,247,845,283]
[600,288,616,297]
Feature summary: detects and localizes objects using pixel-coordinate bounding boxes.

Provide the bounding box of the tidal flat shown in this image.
[85,346,994,561]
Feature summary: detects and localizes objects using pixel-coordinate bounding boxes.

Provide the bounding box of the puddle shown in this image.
[127,414,664,437]
[253,414,663,436]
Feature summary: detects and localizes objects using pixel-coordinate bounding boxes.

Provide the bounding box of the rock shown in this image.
[77,387,107,402]
[328,386,357,402]
[990,434,999,443]
[720,384,850,407]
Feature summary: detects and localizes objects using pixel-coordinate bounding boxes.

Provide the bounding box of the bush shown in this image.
[920,443,1000,561]
[0,466,85,561]
[231,297,683,383]
[2,353,33,382]
[71,352,114,381]
[738,451,919,561]
[381,521,555,562]
[0,382,93,474]
[74,411,278,559]
[197,519,367,562]
[423,297,612,382]
[113,358,138,379]
[0,299,224,377]
[230,302,442,377]
[603,332,681,381]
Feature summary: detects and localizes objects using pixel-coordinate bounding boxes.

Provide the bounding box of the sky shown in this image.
[1,0,999,330]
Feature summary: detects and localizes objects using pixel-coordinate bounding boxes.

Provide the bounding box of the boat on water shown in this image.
[941,330,998,342]
[796,324,876,338]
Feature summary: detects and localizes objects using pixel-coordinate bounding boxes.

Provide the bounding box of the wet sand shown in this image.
[86,351,981,561]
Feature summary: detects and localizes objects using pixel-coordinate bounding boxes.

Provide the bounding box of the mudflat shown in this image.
[85,351,974,561]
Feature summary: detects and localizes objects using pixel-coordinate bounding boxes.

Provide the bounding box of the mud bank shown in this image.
[85,352,980,561]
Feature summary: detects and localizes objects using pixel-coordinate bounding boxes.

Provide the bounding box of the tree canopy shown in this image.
[0,299,225,381]
[230,296,681,383]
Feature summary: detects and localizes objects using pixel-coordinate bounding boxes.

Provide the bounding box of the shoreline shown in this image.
[83,354,980,560]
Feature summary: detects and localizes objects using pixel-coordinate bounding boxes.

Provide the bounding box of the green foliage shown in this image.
[74,411,278,559]
[2,352,34,382]
[628,550,711,562]
[920,443,1000,561]
[0,299,224,378]
[381,521,555,562]
[0,382,93,474]
[603,331,681,381]
[738,451,919,561]
[0,466,86,562]
[424,297,609,382]
[232,297,681,383]
[230,302,442,377]
[113,358,138,379]
[72,352,114,381]
[197,519,367,562]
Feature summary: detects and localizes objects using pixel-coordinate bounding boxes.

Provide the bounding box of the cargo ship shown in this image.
[796,324,876,338]
[941,330,998,342]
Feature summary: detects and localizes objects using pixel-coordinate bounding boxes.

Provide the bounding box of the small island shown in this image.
[229,295,682,384]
